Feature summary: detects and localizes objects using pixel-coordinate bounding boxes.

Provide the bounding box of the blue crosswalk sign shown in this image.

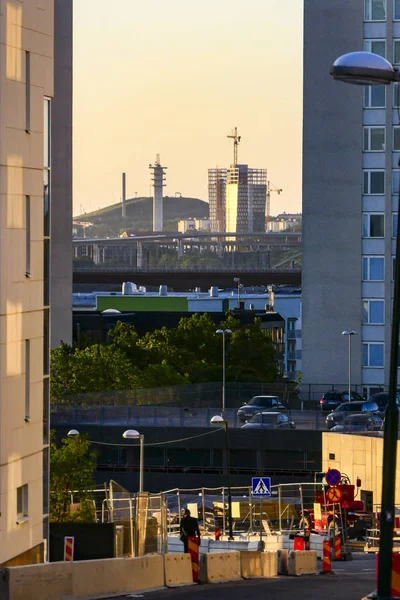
[252,477,271,497]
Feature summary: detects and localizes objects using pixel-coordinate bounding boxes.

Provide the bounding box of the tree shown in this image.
[50,431,97,522]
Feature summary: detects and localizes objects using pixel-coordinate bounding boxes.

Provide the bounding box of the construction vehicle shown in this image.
[298,472,373,539]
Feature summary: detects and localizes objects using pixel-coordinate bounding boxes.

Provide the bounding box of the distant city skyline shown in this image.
[73,0,303,216]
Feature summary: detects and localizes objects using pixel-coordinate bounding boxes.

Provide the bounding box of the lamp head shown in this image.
[67,429,80,437]
[330,51,398,85]
[123,429,140,439]
[210,415,226,425]
[342,330,358,336]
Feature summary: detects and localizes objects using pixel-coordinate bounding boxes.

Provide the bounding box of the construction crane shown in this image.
[266,181,283,219]
[227,127,241,165]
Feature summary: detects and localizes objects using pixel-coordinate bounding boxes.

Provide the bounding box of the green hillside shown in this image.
[74,196,209,236]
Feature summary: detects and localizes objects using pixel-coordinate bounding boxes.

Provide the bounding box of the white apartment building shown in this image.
[177,218,210,233]
[0,0,53,565]
[303,0,400,395]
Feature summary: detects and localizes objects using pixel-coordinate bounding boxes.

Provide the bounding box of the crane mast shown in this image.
[227,127,241,166]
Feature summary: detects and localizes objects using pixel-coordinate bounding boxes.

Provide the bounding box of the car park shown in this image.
[237,395,287,424]
[241,411,296,430]
[330,413,383,433]
[325,401,379,430]
[319,390,364,411]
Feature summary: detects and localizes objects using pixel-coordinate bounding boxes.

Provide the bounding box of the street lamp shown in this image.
[331,51,400,600]
[123,429,145,494]
[233,277,243,309]
[216,329,232,414]
[342,330,358,403]
[210,415,233,540]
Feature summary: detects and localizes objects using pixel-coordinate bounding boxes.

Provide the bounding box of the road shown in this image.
[106,554,376,600]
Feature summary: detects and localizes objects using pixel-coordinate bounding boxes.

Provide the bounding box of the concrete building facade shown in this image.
[51,0,72,347]
[0,0,54,564]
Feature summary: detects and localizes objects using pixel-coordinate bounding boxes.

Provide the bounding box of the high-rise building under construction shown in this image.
[208,131,267,233]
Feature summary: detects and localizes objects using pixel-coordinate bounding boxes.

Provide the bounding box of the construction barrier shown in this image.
[240,551,278,578]
[304,528,310,551]
[376,553,400,597]
[334,535,341,561]
[0,555,165,600]
[215,527,221,541]
[293,537,304,551]
[321,540,332,574]
[164,554,193,587]
[200,551,241,583]
[278,549,289,575]
[63,536,74,561]
[187,536,199,582]
[288,550,318,576]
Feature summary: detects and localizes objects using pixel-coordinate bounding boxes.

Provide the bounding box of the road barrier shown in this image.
[287,550,317,576]
[164,554,193,587]
[278,549,289,574]
[334,535,341,561]
[200,551,241,583]
[240,551,278,578]
[321,540,332,574]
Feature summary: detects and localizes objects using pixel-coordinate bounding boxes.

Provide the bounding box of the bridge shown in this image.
[73,266,301,291]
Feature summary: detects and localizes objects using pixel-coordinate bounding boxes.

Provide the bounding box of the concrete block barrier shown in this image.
[0,555,165,600]
[164,553,194,587]
[278,549,289,574]
[287,550,318,576]
[240,551,278,578]
[200,551,241,583]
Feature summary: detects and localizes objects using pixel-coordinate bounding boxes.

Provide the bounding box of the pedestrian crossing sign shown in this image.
[252,477,271,497]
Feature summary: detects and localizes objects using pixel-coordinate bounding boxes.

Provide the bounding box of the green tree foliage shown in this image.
[50,431,97,522]
[51,313,278,401]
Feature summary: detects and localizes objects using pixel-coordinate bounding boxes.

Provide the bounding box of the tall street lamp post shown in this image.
[123,429,145,493]
[342,330,358,402]
[233,277,243,309]
[210,415,233,540]
[331,51,400,599]
[216,329,232,414]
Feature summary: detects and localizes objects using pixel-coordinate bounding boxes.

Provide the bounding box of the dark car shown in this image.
[237,395,287,424]
[330,413,383,433]
[367,392,400,416]
[241,411,296,430]
[319,390,364,411]
[325,401,379,430]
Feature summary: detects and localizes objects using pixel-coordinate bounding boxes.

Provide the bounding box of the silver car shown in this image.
[241,411,296,430]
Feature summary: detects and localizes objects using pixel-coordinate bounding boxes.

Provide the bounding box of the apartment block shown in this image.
[303,0,400,395]
[0,0,53,565]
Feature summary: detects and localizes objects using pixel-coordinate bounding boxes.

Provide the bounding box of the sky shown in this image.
[73,0,303,217]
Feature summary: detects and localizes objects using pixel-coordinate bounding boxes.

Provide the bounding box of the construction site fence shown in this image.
[51,381,383,410]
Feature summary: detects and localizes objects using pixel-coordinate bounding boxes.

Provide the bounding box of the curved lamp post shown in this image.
[123,429,145,494]
[210,415,233,540]
[68,428,145,493]
[216,329,232,414]
[342,330,358,403]
[331,51,400,600]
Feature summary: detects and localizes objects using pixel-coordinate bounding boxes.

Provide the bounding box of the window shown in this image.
[363,256,384,280]
[394,214,398,238]
[364,170,385,194]
[395,0,400,20]
[363,299,385,324]
[44,239,50,307]
[363,127,385,151]
[393,85,400,108]
[395,40,400,64]
[43,448,49,515]
[365,0,386,20]
[25,340,30,420]
[364,86,386,108]
[364,39,386,57]
[43,377,49,444]
[43,308,49,376]
[362,213,385,237]
[393,170,400,195]
[287,318,297,331]
[25,51,30,132]
[363,342,384,367]
[25,196,30,277]
[394,127,400,150]
[17,484,28,521]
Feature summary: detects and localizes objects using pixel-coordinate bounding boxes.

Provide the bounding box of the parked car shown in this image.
[241,411,296,430]
[319,390,364,411]
[330,413,383,433]
[237,396,287,424]
[325,401,379,430]
[367,392,400,416]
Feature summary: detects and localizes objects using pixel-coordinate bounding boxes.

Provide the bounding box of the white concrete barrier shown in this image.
[240,551,278,578]
[0,555,166,600]
[287,550,318,576]
[200,551,241,583]
[164,553,193,587]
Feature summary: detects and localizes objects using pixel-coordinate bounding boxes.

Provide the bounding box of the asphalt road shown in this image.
[106,554,376,600]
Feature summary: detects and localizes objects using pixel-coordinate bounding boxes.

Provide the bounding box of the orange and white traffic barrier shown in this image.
[334,535,341,561]
[188,536,199,582]
[63,536,74,561]
[321,539,331,574]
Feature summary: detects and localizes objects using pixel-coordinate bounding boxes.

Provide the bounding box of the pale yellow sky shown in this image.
[73,0,303,216]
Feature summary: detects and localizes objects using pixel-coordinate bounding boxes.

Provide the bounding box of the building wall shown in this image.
[0,0,54,564]
[302,1,363,386]
[51,0,72,347]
